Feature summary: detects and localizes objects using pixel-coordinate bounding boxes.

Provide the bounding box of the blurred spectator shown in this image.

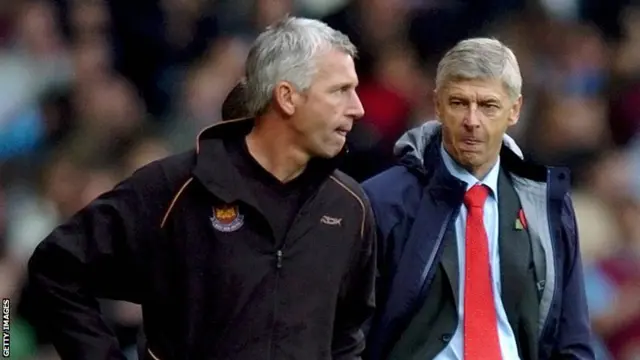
[610,5,640,145]
[105,0,221,117]
[532,95,611,174]
[579,151,640,360]
[323,0,411,78]
[71,35,113,89]
[162,36,249,152]
[0,0,72,162]
[64,74,147,166]
[122,137,171,177]
[68,0,110,42]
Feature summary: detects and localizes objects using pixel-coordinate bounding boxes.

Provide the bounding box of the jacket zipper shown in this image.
[265,193,314,360]
[267,248,284,360]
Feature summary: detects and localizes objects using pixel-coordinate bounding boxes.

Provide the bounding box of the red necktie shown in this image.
[463,184,502,359]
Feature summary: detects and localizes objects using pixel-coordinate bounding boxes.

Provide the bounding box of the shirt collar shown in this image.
[440,143,500,199]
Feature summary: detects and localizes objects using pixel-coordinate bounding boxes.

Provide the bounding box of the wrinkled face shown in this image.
[435,78,522,177]
[279,48,364,158]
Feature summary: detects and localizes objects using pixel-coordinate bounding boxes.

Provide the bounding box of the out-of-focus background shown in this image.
[1,0,639,359]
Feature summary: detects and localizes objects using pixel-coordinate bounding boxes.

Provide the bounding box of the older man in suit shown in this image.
[362,38,594,360]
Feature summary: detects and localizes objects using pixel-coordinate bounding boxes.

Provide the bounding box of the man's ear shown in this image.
[508,95,523,126]
[434,90,442,122]
[273,81,297,116]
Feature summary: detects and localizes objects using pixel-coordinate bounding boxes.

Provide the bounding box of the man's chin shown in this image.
[315,140,346,158]
[457,152,486,168]
[313,146,343,159]
[319,149,342,159]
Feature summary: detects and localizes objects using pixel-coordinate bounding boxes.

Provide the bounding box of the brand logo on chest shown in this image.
[320,215,342,226]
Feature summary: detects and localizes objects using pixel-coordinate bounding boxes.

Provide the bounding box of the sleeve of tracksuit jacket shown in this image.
[332,194,377,360]
[23,161,170,360]
[552,194,596,359]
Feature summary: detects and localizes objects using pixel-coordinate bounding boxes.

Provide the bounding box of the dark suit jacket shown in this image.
[363,125,594,360]
[385,170,541,360]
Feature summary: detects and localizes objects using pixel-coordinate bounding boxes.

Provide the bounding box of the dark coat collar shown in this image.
[192,118,346,203]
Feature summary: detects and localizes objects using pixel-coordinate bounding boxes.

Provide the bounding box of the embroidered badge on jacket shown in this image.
[211,204,244,232]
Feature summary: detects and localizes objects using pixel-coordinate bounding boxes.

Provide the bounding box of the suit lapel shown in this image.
[498,169,530,332]
[440,226,459,306]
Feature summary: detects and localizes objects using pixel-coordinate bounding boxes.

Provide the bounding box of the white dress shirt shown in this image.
[433,144,521,360]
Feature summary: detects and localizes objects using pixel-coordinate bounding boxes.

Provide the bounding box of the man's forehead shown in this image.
[315,46,352,64]
[442,78,509,99]
[314,52,358,81]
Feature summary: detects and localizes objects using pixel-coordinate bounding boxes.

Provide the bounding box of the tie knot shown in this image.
[464,184,489,209]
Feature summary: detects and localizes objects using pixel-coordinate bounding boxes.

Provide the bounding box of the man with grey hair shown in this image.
[362,38,594,360]
[23,16,376,360]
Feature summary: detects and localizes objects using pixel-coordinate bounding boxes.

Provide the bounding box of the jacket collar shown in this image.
[394,121,550,183]
[192,117,345,203]
[440,143,501,196]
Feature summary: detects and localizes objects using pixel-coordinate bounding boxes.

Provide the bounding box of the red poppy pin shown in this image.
[515,209,527,230]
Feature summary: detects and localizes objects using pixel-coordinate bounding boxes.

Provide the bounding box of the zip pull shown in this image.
[276,250,283,269]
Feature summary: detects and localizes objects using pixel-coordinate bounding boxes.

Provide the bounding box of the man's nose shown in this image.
[348,90,365,120]
[463,103,481,127]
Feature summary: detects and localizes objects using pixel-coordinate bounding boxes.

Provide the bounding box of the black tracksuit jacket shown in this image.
[23,119,377,360]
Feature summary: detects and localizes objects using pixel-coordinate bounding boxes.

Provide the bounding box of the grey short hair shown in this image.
[244,16,357,115]
[435,38,522,100]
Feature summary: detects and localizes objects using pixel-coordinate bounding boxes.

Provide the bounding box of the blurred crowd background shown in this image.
[1,0,640,359]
